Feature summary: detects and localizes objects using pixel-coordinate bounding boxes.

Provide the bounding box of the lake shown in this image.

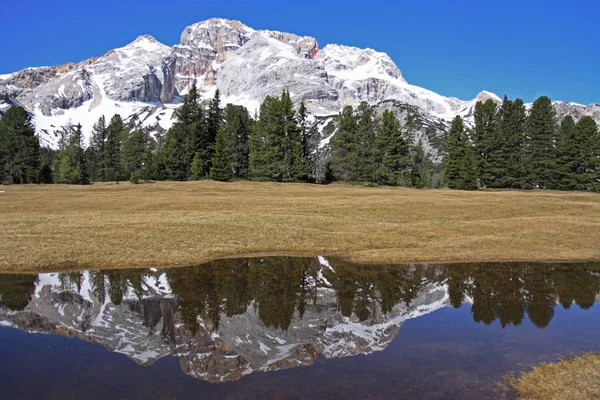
[0,257,599,399]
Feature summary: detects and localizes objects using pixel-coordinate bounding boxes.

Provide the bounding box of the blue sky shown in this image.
[2,0,598,104]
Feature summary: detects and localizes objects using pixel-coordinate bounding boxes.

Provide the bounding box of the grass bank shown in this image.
[504,353,600,399]
[1,181,600,272]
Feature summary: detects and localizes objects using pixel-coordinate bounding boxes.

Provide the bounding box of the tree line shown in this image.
[1,89,598,191]
[445,95,600,191]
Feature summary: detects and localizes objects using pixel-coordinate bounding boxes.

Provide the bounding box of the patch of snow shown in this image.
[258,341,271,355]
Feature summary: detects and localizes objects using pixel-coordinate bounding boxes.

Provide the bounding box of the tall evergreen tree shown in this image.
[444,116,477,190]
[105,114,125,181]
[527,96,558,189]
[121,127,153,180]
[54,123,88,184]
[556,115,578,190]
[87,115,108,181]
[330,105,360,182]
[159,83,206,180]
[375,110,410,185]
[281,90,306,181]
[575,116,600,190]
[355,102,377,182]
[249,95,284,180]
[497,97,528,188]
[0,106,40,184]
[473,99,499,187]
[222,104,251,178]
[409,139,431,188]
[210,129,233,181]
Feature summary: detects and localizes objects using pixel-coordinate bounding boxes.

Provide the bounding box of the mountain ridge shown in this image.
[0,17,598,155]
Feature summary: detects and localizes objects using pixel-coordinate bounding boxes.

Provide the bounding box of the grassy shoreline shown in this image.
[1,181,600,273]
[504,353,600,399]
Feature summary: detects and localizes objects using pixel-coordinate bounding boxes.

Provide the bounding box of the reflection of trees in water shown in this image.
[0,274,38,311]
[3,260,600,332]
[443,263,600,328]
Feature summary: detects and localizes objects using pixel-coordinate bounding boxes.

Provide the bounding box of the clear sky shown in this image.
[2,0,598,104]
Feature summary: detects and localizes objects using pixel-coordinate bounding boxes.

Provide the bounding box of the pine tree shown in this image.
[575,116,600,190]
[527,96,558,189]
[222,104,251,178]
[160,83,206,180]
[54,123,88,184]
[297,100,310,162]
[354,102,377,182]
[189,152,204,180]
[444,116,477,190]
[556,115,578,190]
[473,99,498,187]
[249,95,285,180]
[210,129,233,181]
[306,120,326,183]
[409,139,431,188]
[497,97,528,188]
[121,127,152,180]
[39,147,54,184]
[330,105,359,182]
[207,89,222,150]
[281,90,306,181]
[88,115,108,181]
[375,110,409,185]
[0,106,40,184]
[461,139,479,190]
[105,114,125,181]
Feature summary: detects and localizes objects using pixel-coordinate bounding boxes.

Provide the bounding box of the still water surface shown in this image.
[0,257,599,399]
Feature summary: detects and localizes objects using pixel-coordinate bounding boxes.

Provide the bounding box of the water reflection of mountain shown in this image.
[0,258,599,383]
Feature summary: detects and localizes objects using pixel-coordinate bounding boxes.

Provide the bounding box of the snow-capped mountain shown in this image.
[1,18,598,157]
[0,259,449,383]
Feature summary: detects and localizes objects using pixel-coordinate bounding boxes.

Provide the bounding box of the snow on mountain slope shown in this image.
[0,17,596,151]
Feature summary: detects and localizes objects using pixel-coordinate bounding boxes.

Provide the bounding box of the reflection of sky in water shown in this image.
[0,258,599,399]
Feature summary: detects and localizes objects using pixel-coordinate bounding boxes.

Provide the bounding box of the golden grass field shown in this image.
[504,353,600,400]
[1,181,600,272]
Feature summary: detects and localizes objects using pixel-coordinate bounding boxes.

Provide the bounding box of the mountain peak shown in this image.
[474,90,502,104]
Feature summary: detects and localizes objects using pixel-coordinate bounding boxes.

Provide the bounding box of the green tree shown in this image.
[444,116,478,190]
[189,152,204,180]
[249,95,285,180]
[53,123,89,184]
[121,127,153,180]
[409,139,432,188]
[355,102,377,182]
[210,129,233,181]
[222,104,251,178]
[285,91,307,181]
[497,97,528,188]
[87,115,108,181]
[527,96,558,189]
[159,83,206,180]
[330,105,359,182]
[473,99,499,187]
[575,116,600,190]
[105,114,125,181]
[556,115,578,190]
[375,110,410,185]
[0,106,40,184]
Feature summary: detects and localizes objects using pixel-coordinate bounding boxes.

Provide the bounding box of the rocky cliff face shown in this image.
[0,18,597,158]
[0,261,448,383]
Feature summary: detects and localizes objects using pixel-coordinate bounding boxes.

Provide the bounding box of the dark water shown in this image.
[0,258,599,399]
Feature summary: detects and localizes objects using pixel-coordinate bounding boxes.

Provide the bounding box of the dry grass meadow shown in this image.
[504,353,600,400]
[1,180,600,272]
